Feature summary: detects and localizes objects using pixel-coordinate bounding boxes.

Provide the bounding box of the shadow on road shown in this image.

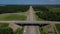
[15,23,49,27]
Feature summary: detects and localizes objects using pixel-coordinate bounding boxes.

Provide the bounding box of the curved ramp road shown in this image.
[23,6,40,34]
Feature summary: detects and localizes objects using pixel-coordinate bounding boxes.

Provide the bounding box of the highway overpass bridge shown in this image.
[14,21,59,27]
[0,21,59,26]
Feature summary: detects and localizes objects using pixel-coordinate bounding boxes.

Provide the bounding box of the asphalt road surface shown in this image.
[23,6,40,34]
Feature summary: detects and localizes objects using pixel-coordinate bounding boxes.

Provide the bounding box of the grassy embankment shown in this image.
[55,24,60,34]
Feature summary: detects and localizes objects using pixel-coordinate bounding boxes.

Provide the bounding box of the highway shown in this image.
[23,6,40,34]
[0,6,59,34]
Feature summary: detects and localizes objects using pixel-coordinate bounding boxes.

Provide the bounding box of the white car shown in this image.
[24,30,26,32]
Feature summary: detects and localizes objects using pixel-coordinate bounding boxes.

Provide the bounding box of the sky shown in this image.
[0,0,60,5]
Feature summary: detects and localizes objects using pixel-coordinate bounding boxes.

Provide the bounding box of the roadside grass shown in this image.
[0,14,27,21]
[39,27,47,34]
[0,23,24,34]
[35,11,44,21]
[36,16,44,21]
[0,23,9,27]
[55,24,60,34]
[15,27,24,34]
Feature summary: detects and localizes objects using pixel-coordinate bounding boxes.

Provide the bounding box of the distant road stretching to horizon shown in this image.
[23,6,40,34]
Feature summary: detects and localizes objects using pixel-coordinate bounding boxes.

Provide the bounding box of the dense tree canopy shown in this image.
[0,5,29,14]
[33,5,60,21]
[0,27,14,34]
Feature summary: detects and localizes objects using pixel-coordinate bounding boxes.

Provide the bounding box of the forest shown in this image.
[32,5,60,21]
[0,5,29,14]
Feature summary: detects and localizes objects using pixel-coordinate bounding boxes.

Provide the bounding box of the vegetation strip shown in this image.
[0,14,26,21]
[0,23,24,34]
[39,27,47,34]
[55,24,60,34]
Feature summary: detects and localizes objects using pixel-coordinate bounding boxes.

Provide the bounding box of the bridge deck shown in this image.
[0,21,59,24]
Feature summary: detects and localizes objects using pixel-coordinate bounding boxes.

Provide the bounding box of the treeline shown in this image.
[32,5,49,11]
[0,5,29,14]
[33,5,60,21]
